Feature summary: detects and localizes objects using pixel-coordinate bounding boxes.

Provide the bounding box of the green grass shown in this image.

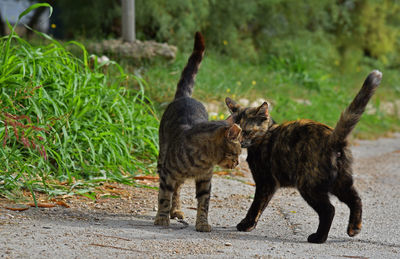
[0,4,159,200]
[142,50,400,138]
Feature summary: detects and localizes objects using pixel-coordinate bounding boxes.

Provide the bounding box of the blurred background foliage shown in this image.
[47,0,400,67]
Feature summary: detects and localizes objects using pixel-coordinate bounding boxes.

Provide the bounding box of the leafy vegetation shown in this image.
[0,4,159,200]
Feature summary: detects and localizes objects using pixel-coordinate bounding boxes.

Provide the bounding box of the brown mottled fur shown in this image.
[154,32,242,232]
[226,70,382,243]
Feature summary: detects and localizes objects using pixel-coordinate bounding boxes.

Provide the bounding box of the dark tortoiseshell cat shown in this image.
[225,70,382,243]
[154,32,242,232]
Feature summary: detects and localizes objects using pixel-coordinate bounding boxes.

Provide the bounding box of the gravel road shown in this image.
[1,134,400,258]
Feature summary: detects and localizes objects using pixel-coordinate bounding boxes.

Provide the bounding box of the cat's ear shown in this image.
[225,97,241,113]
[256,102,269,118]
[225,123,242,141]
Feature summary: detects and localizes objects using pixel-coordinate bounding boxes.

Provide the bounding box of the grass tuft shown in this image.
[0,5,159,199]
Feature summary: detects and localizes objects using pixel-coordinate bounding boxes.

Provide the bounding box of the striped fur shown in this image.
[225,70,382,243]
[154,32,242,232]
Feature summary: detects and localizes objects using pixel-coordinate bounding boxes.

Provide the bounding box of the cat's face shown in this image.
[225,97,271,148]
[217,124,242,169]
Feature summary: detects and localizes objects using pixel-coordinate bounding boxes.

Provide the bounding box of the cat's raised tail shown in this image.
[330,70,382,145]
[174,32,205,99]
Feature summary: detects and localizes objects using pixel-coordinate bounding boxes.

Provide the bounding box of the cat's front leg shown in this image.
[154,169,176,226]
[237,186,275,231]
[195,175,212,232]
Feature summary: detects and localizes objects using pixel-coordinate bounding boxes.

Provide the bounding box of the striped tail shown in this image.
[330,70,382,145]
[174,32,205,99]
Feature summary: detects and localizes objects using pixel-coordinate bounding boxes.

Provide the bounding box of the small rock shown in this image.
[294,98,312,106]
[238,98,250,106]
[250,98,271,109]
[203,102,220,114]
[224,242,232,247]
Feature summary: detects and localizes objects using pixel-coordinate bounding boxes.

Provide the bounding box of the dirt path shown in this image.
[1,134,400,258]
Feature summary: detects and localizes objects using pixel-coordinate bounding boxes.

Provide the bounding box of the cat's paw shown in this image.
[154,215,170,226]
[307,233,327,244]
[347,223,361,237]
[236,219,256,232]
[196,222,212,232]
[170,210,184,219]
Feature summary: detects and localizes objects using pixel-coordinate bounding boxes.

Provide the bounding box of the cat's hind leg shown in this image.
[170,180,185,219]
[237,184,276,232]
[154,167,176,226]
[300,189,335,244]
[332,174,362,237]
[195,173,213,232]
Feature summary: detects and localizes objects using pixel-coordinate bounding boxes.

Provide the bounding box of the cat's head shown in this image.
[225,97,271,148]
[217,123,242,169]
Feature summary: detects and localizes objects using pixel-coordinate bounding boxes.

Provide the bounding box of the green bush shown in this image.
[135,0,210,51]
[333,0,400,64]
[51,0,121,39]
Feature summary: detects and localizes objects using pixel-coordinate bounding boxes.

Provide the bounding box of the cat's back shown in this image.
[247,119,339,186]
[160,97,208,140]
[248,119,335,172]
[274,119,333,146]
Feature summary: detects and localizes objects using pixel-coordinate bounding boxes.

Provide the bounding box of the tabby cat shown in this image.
[154,32,242,232]
[225,70,382,243]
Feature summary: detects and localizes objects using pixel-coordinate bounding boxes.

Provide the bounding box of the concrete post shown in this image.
[122,0,135,42]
